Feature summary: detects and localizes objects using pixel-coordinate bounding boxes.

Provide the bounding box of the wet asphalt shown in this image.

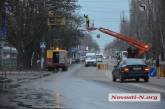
[5,62,165,109]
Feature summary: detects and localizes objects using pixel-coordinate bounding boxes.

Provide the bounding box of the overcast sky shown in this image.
[78,0,130,49]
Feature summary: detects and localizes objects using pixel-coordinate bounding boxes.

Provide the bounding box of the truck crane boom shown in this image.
[88,27,150,57]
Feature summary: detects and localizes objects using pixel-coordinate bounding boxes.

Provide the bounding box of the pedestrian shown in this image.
[84,14,90,28]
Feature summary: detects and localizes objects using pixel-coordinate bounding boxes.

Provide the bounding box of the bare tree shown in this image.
[106,0,165,60]
[4,0,83,69]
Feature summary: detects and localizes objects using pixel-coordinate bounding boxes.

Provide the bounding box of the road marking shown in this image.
[129,83,165,94]
[105,70,112,80]
[55,93,61,109]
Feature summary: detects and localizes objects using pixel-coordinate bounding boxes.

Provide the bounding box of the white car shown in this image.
[96,55,103,62]
[85,53,97,67]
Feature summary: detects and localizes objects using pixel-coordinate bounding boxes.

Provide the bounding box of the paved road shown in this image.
[3,61,165,109]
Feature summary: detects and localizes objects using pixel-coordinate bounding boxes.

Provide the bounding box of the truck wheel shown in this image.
[136,78,139,82]
[120,76,124,83]
[62,67,68,71]
[48,68,53,71]
[144,77,149,82]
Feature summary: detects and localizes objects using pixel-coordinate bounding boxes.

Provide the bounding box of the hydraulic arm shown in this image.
[88,27,150,56]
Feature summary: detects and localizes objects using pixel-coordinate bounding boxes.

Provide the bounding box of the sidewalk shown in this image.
[0,70,53,87]
[0,70,54,108]
[0,63,75,88]
[0,64,75,108]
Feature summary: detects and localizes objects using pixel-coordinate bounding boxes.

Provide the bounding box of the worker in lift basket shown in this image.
[84,14,90,28]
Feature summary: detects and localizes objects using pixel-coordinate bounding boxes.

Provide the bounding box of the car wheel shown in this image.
[113,76,116,82]
[120,77,124,83]
[144,77,149,82]
[136,78,139,82]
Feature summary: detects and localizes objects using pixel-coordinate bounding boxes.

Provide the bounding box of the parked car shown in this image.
[112,58,150,82]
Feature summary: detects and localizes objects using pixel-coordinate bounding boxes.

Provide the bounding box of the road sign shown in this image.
[40,42,46,48]
[139,3,147,11]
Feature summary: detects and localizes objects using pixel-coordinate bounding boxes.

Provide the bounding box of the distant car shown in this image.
[75,58,80,63]
[80,56,85,62]
[103,56,106,59]
[85,53,97,67]
[96,55,103,62]
[71,59,76,64]
[112,58,150,82]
